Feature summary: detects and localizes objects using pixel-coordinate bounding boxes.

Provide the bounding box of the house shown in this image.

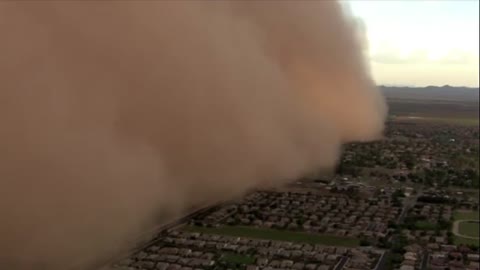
[403,252,417,261]
[200,259,215,267]
[177,258,190,266]
[281,260,294,268]
[166,255,180,263]
[191,251,202,258]
[292,250,303,257]
[402,259,416,266]
[430,258,446,266]
[256,258,269,267]
[399,265,415,270]
[427,243,440,251]
[317,265,330,270]
[292,262,305,270]
[166,264,181,270]
[269,260,281,268]
[469,261,480,269]
[449,259,465,269]
[179,249,192,257]
[156,262,169,270]
[440,245,457,252]
[314,253,326,262]
[431,252,447,260]
[467,253,480,262]
[449,252,462,260]
[434,236,446,244]
[201,253,214,260]
[326,254,338,263]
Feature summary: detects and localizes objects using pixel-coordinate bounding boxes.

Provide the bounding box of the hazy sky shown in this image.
[345,0,479,87]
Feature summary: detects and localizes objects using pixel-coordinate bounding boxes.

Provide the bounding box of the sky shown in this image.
[344,0,479,87]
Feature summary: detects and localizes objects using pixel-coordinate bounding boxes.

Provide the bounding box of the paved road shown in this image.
[452,220,480,239]
[383,191,422,270]
[334,256,349,270]
[373,250,388,270]
[397,193,418,224]
[420,251,429,270]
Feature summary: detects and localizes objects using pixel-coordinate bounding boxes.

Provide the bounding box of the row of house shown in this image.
[114,231,382,270]
[191,191,400,242]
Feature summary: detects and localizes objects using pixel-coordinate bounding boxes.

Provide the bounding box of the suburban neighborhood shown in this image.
[112,120,479,270]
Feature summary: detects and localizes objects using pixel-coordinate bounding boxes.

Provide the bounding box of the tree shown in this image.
[393,189,405,198]
[360,239,371,246]
[447,234,454,245]
[389,253,403,264]
[296,218,305,226]
[378,237,391,249]
[391,235,408,254]
[388,221,397,229]
[437,220,452,230]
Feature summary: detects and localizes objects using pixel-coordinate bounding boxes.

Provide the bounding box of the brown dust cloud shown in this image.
[0,1,386,269]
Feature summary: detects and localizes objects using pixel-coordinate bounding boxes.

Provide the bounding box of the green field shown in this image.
[454,210,480,221]
[459,221,480,238]
[221,253,255,264]
[182,225,360,247]
[415,221,437,230]
[454,236,479,246]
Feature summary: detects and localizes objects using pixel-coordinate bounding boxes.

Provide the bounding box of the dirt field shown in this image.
[392,116,479,126]
[387,99,479,118]
[387,99,479,121]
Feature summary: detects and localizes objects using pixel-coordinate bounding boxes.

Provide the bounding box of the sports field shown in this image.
[182,225,360,247]
[453,210,479,247]
[458,221,479,238]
